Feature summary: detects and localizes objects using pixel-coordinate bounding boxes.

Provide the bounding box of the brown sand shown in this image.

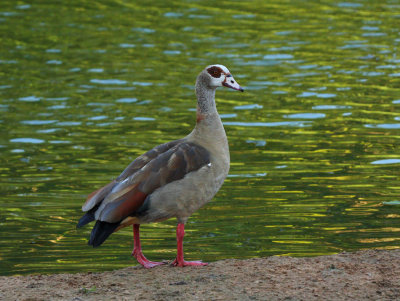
[1,249,399,301]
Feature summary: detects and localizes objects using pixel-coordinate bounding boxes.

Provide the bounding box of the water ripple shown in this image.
[45,97,69,101]
[223,121,312,127]
[46,60,62,65]
[361,26,379,31]
[338,2,363,8]
[232,14,255,19]
[364,124,400,129]
[10,138,45,144]
[284,113,326,119]
[88,68,104,73]
[37,129,59,133]
[119,43,135,48]
[132,81,153,86]
[164,12,184,18]
[234,104,263,110]
[312,105,352,110]
[246,140,267,147]
[287,72,321,78]
[133,117,156,121]
[88,115,108,121]
[263,54,294,60]
[227,172,267,178]
[18,96,41,102]
[0,60,17,64]
[21,120,57,125]
[49,140,71,144]
[220,113,237,119]
[56,121,81,126]
[164,50,181,55]
[116,98,137,103]
[46,49,61,53]
[16,4,31,9]
[371,159,400,165]
[132,27,155,33]
[247,81,287,86]
[297,92,336,98]
[48,105,67,110]
[90,79,127,85]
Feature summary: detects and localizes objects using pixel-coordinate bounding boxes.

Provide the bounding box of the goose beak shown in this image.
[223,75,244,92]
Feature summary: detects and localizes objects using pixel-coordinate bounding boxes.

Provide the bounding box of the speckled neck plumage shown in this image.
[195,71,217,116]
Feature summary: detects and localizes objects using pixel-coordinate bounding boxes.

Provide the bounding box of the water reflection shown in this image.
[10,138,45,144]
[1,0,400,276]
[371,159,400,165]
[224,121,313,127]
[284,113,325,119]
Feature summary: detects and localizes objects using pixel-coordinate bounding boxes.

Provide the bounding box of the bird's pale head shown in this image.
[204,64,244,92]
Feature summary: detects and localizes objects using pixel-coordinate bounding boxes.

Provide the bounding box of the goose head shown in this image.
[205,64,244,92]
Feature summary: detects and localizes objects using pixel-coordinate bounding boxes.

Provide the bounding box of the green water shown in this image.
[1,0,400,276]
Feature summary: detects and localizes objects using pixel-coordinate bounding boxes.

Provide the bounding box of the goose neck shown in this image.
[195,75,217,115]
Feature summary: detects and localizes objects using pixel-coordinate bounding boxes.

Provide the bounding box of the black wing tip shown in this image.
[88,220,120,247]
[76,212,95,229]
[77,203,102,229]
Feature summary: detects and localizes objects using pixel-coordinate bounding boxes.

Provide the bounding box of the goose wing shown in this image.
[80,140,210,224]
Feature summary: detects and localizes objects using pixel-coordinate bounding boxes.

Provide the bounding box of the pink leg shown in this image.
[132,224,165,269]
[171,223,208,267]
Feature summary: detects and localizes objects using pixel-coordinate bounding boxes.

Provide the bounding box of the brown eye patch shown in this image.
[207,66,223,78]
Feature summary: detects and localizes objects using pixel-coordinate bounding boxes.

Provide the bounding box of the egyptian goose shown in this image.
[77,64,244,268]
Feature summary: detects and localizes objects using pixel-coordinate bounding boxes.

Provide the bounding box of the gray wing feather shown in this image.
[89,141,211,223]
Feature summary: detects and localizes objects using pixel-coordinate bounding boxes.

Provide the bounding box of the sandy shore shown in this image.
[1,249,399,301]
